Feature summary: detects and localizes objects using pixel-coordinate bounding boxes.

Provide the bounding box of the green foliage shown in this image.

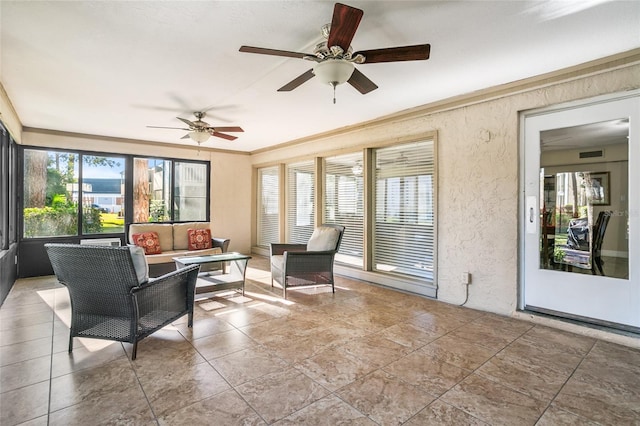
[82,207,103,233]
[149,200,169,222]
[46,168,67,205]
[23,204,103,237]
[554,246,566,263]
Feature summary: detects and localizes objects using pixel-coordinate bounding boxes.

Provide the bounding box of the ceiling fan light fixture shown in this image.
[189,130,210,144]
[313,59,354,86]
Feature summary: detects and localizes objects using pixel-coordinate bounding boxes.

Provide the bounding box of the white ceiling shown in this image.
[2,1,639,153]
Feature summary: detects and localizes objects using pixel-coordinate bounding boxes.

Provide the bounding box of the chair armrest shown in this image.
[212,238,230,253]
[132,264,200,319]
[270,243,307,256]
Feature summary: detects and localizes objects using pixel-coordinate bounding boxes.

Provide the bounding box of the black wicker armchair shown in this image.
[45,243,200,360]
[270,224,345,299]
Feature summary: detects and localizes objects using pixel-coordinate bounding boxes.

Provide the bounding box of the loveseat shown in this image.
[127,222,230,277]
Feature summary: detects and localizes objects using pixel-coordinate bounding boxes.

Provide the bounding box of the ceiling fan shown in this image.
[147,111,244,144]
[239,2,431,103]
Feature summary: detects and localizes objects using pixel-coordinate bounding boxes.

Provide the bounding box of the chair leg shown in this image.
[188,310,194,328]
[131,341,138,360]
[68,335,73,353]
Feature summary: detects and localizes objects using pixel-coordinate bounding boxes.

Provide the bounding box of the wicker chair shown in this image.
[270,224,345,299]
[45,243,200,360]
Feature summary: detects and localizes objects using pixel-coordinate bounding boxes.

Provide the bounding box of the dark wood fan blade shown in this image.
[177,117,196,127]
[211,126,244,133]
[277,69,315,92]
[354,44,431,63]
[240,46,308,59]
[210,131,237,141]
[181,134,191,139]
[147,126,190,130]
[327,3,363,51]
[347,68,378,94]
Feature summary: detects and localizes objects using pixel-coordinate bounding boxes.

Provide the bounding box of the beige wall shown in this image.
[21,129,253,254]
[0,82,22,141]
[251,56,640,317]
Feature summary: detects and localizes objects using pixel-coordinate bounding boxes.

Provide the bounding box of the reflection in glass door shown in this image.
[539,124,629,279]
[522,93,639,331]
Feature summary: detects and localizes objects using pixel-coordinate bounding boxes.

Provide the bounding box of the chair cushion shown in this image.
[147,247,222,265]
[128,245,149,284]
[187,228,212,251]
[307,227,340,251]
[132,231,162,255]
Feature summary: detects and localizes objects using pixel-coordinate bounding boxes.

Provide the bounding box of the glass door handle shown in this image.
[526,196,537,234]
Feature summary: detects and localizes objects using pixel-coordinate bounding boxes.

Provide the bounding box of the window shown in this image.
[23,150,79,237]
[133,158,209,222]
[257,166,280,247]
[0,125,13,249]
[374,140,435,280]
[21,148,210,239]
[174,162,207,221]
[287,160,315,243]
[22,150,128,237]
[82,155,125,234]
[324,152,364,267]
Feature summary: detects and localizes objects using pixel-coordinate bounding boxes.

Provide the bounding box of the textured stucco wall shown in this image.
[252,62,640,317]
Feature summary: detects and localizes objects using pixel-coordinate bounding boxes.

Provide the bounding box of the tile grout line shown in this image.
[531,336,600,425]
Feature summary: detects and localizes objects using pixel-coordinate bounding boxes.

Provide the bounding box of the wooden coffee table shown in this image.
[173,252,251,296]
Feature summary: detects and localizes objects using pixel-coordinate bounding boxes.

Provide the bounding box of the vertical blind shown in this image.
[324,152,364,267]
[374,140,435,280]
[257,166,280,247]
[287,160,315,244]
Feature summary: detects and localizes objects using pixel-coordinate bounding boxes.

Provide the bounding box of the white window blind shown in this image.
[257,166,280,247]
[287,160,315,244]
[374,140,435,280]
[324,152,364,268]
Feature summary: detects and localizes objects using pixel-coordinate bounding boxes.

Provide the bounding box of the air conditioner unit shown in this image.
[79,238,121,247]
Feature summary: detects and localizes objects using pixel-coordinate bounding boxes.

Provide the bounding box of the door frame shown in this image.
[518,89,640,331]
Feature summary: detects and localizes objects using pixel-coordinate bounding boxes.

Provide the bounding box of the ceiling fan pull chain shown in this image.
[332,82,337,104]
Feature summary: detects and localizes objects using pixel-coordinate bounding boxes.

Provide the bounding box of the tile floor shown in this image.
[1,256,639,425]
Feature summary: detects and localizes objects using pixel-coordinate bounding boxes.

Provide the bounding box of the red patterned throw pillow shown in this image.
[132,231,162,255]
[187,228,212,251]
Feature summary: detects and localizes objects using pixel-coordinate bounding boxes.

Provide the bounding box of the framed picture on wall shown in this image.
[589,171,610,205]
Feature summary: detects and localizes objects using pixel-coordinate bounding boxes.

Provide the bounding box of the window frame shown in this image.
[20,146,211,240]
[254,134,437,294]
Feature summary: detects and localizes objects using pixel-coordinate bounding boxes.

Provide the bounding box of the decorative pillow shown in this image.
[131,231,162,255]
[307,227,340,251]
[187,228,212,251]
